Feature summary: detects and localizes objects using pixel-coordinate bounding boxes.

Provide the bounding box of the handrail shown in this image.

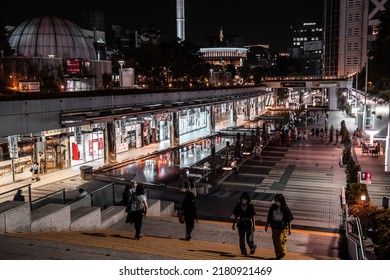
[88,182,114,197]
[355,217,367,260]
[0,184,32,210]
[344,204,367,260]
[66,182,116,209]
[31,188,66,210]
[32,188,66,203]
[0,183,31,196]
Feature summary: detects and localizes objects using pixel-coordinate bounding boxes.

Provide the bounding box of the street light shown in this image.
[222,141,232,171]
[203,162,210,180]
[386,94,390,172]
[118,60,124,70]
[363,62,368,129]
[118,60,125,87]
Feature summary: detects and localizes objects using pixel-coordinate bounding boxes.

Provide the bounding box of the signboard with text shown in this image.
[66,59,81,75]
[19,81,40,92]
[359,171,372,184]
[281,82,306,88]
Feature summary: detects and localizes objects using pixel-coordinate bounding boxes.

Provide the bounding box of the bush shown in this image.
[345,158,360,185]
[370,208,390,259]
[342,124,390,260]
[346,183,368,206]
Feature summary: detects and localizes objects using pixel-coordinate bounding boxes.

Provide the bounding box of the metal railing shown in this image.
[344,204,367,260]
[31,189,66,211]
[0,184,32,210]
[66,182,122,211]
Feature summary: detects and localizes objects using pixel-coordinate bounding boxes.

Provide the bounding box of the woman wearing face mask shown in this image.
[232,192,257,255]
[265,193,294,259]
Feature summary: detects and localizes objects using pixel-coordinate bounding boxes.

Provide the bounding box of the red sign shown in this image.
[66,59,81,75]
[359,171,372,184]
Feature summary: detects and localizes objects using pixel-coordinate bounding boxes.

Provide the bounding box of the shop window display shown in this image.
[45,135,68,172]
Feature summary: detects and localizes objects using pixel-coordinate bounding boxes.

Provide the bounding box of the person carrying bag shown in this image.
[125,185,148,240]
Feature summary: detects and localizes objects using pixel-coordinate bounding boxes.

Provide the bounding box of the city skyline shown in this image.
[1,0,323,51]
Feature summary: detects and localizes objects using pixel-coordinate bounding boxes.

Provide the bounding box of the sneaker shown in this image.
[250,244,257,254]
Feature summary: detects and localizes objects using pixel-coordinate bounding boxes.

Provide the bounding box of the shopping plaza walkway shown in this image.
[0,109,389,260]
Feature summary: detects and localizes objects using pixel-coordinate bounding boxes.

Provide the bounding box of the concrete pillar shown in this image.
[170,111,180,147]
[209,105,215,134]
[230,101,237,126]
[104,121,117,165]
[328,88,338,111]
[254,97,259,117]
[245,99,251,121]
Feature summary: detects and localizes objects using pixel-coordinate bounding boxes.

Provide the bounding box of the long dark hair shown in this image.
[135,185,144,195]
[274,193,287,208]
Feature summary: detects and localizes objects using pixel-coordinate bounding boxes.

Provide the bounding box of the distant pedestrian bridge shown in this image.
[261,76,352,89]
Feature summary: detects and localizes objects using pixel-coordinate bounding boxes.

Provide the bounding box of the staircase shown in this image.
[0,198,176,233]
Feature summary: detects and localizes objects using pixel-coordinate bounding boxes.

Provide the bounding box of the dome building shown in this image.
[3,16,111,91]
[9,16,97,60]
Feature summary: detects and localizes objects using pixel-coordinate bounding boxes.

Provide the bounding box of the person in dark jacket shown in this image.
[181,190,198,241]
[232,192,257,255]
[13,189,25,202]
[265,193,294,259]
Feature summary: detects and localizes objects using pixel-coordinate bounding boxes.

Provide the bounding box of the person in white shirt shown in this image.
[78,188,88,199]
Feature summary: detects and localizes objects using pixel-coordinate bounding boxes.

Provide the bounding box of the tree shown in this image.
[370,208,390,259]
[369,3,390,101]
[0,20,13,57]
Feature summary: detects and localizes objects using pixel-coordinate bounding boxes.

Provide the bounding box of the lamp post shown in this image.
[242,133,250,156]
[385,92,390,172]
[363,62,368,129]
[222,141,232,171]
[118,60,124,70]
[118,60,125,87]
[203,162,210,180]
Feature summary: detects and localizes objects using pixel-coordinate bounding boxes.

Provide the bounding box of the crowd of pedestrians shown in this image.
[122,178,294,259]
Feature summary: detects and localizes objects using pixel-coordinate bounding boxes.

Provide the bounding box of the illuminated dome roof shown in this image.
[8,16,97,60]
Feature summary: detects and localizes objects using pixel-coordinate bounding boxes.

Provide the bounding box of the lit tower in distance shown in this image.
[176,0,185,41]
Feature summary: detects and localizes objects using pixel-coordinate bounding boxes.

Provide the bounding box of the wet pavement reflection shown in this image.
[101,136,235,184]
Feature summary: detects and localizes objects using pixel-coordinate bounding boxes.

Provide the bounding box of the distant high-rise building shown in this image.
[81,10,106,60]
[290,22,323,76]
[323,0,388,77]
[176,0,185,41]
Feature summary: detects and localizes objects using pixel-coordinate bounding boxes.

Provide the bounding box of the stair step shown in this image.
[31,203,71,232]
[71,206,101,230]
[101,206,126,229]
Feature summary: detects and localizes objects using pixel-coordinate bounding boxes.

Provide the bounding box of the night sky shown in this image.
[1,0,323,52]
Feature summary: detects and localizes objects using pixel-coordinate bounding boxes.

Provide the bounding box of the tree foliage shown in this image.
[369,3,390,100]
[0,20,13,56]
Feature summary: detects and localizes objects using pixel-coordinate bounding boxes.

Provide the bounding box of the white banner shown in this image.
[7,135,18,158]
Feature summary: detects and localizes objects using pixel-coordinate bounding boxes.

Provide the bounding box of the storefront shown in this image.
[69,126,104,166]
[158,114,171,142]
[115,119,142,153]
[44,130,69,172]
[0,136,35,185]
[179,108,207,134]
